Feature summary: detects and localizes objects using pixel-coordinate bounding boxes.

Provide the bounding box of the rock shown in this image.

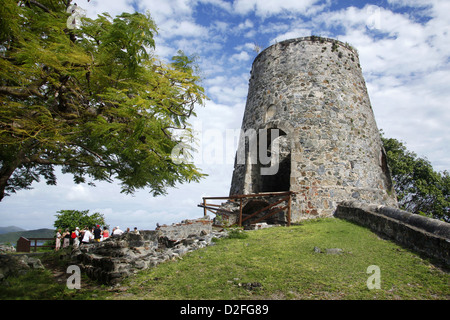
[0,254,44,281]
[313,247,343,254]
[27,257,44,269]
[242,282,262,290]
[73,218,228,284]
[326,248,343,255]
[0,244,16,254]
[247,222,276,230]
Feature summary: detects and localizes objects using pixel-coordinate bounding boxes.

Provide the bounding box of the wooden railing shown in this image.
[199,191,295,227]
[16,236,54,252]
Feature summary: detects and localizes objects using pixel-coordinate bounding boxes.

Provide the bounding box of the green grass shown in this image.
[1,218,448,300]
[118,218,449,300]
[0,269,66,300]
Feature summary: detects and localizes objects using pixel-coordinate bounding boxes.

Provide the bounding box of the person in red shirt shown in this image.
[102,226,110,240]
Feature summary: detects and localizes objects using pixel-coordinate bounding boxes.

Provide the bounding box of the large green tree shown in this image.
[0,0,207,201]
[54,209,105,231]
[381,134,449,222]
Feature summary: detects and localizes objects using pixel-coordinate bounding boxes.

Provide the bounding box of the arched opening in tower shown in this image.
[261,155,291,192]
[255,128,291,193]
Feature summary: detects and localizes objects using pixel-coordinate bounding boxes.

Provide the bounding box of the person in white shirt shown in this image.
[55,229,62,251]
[112,226,124,237]
[82,228,93,244]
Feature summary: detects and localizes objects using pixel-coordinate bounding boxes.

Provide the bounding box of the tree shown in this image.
[0,0,207,201]
[54,209,105,231]
[381,133,449,222]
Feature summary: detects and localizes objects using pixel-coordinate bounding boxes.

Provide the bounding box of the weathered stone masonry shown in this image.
[230,37,398,222]
[71,218,227,284]
[335,201,450,267]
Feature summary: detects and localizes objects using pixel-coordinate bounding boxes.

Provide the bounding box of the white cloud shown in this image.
[158,19,209,39]
[230,50,251,62]
[210,20,230,35]
[270,27,312,44]
[237,19,254,31]
[84,0,135,18]
[369,67,450,172]
[66,185,95,202]
[234,42,257,52]
[315,4,448,76]
[198,0,233,12]
[204,74,249,105]
[233,0,325,18]
[138,0,196,23]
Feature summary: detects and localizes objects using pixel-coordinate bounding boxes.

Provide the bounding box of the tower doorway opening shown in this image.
[253,128,291,193]
[261,155,291,192]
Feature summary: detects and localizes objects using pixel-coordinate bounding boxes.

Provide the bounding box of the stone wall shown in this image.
[157,218,212,241]
[229,36,397,222]
[335,201,450,267]
[0,254,44,283]
[71,218,227,284]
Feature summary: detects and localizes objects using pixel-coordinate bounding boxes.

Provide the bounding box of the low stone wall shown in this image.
[71,218,227,284]
[157,218,213,240]
[335,201,450,267]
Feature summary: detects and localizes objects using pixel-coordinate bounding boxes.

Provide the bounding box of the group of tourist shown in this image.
[54,225,139,251]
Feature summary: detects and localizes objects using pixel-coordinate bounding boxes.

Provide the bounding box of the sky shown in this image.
[1,0,449,230]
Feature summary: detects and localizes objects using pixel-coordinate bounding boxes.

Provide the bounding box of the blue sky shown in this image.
[1,0,449,230]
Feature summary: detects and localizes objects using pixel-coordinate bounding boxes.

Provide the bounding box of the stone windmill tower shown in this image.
[228,36,397,223]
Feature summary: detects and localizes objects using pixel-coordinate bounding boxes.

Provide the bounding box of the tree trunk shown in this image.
[0,147,28,202]
[0,162,19,201]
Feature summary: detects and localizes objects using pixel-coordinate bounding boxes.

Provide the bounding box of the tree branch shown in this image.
[27,0,51,13]
[0,86,44,99]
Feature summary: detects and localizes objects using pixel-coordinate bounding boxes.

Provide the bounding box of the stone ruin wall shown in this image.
[229,37,398,223]
[0,218,228,285]
[71,218,227,284]
[335,201,450,267]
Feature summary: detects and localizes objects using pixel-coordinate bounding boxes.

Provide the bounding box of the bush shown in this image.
[227,227,249,239]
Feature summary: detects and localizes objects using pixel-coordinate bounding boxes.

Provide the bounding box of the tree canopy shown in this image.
[0,0,207,201]
[381,133,449,222]
[54,209,105,231]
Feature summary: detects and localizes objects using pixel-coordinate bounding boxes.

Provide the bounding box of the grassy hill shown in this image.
[0,226,26,234]
[0,218,448,300]
[117,218,449,300]
[0,228,55,245]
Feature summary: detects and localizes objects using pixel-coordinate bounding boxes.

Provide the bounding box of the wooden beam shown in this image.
[241,196,289,223]
[288,193,292,227]
[251,206,288,225]
[239,198,243,227]
[197,204,234,214]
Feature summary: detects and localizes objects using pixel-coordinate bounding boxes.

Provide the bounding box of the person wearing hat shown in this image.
[93,224,102,242]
